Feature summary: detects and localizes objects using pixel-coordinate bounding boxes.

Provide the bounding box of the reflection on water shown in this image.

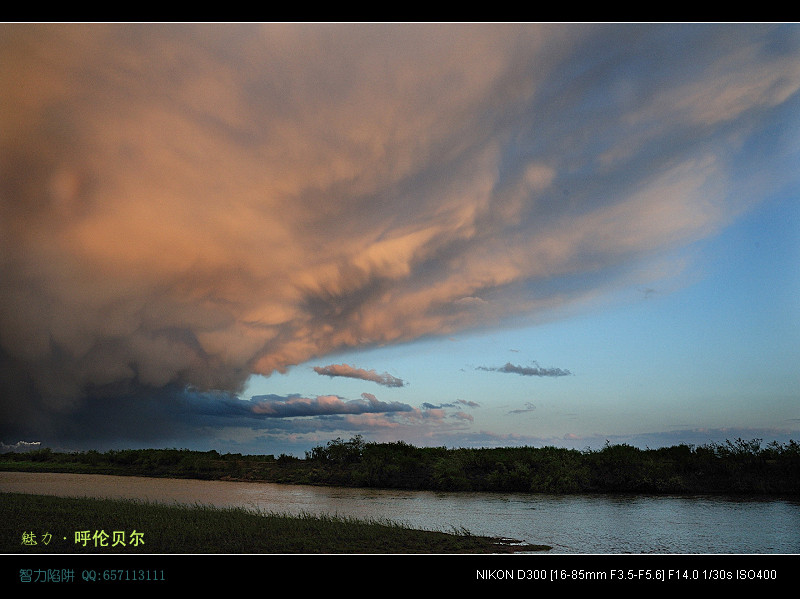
[2,471,799,554]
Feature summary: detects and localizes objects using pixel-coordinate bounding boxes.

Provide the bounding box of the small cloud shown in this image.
[424,399,480,410]
[477,361,572,377]
[455,399,480,408]
[313,363,406,387]
[508,402,536,415]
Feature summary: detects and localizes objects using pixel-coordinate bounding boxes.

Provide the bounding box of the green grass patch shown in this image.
[1,492,549,554]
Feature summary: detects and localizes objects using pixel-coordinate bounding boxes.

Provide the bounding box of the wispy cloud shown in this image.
[509,402,537,414]
[478,362,572,377]
[313,364,405,387]
[422,399,481,410]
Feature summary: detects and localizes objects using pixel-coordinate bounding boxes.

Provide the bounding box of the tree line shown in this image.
[302,436,800,494]
[2,436,798,495]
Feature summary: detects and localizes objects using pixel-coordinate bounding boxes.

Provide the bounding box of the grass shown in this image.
[1,492,550,554]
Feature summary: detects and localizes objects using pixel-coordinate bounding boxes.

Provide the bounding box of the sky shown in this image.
[1,23,798,457]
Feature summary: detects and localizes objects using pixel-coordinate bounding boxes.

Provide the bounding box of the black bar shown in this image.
[3,553,797,590]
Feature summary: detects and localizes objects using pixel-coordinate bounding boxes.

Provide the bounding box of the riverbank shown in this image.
[1,492,550,554]
[3,437,799,496]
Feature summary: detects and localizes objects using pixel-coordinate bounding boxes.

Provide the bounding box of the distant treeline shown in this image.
[2,436,799,495]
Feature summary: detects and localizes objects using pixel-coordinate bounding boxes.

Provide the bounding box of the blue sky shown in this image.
[242,186,800,453]
[1,23,798,456]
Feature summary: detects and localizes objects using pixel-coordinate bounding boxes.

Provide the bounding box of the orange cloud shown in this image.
[1,23,796,427]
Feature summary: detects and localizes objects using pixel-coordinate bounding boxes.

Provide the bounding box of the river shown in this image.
[2,471,799,554]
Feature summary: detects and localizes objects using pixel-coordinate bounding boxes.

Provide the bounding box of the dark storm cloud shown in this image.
[0,384,415,450]
[1,23,798,446]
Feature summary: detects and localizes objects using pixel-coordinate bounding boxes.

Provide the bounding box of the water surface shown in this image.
[3,471,798,554]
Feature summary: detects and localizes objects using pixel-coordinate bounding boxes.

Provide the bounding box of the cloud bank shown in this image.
[1,23,798,445]
[313,364,405,387]
[249,392,413,418]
